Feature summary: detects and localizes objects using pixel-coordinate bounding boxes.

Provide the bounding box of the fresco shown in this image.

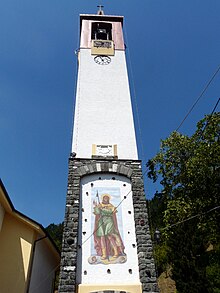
[88,187,127,265]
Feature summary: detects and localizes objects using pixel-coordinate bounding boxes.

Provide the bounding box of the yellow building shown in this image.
[0,179,60,293]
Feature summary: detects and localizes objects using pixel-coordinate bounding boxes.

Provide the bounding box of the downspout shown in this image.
[26,235,47,293]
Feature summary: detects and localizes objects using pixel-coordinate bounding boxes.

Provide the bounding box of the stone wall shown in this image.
[58,158,159,293]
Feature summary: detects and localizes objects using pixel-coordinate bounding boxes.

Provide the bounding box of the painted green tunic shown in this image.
[94,204,118,237]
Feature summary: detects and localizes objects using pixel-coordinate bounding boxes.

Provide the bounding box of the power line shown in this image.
[161,205,220,231]
[201,97,220,135]
[124,20,146,162]
[81,170,148,247]
[176,64,220,131]
[210,97,220,114]
[70,18,80,154]
[80,189,133,247]
[144,97,220,197]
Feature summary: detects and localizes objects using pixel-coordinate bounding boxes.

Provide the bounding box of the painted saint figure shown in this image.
[93,193,125,260]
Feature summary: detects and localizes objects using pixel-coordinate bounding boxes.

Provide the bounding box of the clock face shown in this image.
[94,55,111,65]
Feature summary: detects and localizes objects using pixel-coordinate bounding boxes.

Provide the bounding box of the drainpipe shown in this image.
[26,235,47,293]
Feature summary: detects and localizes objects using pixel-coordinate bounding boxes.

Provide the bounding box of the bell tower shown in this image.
[59,8,159,293]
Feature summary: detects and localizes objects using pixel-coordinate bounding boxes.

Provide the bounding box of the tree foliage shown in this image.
[46,222,63,251]
[147,113,220,293]
[46,222,63,290]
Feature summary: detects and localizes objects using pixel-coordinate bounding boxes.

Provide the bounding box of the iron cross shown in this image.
[97,5,104,11]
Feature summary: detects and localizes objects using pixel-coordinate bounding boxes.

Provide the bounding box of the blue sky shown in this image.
[1,0,220,227]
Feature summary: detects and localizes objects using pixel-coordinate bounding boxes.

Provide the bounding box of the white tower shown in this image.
[59,8,159,293]
[72,12,137,160]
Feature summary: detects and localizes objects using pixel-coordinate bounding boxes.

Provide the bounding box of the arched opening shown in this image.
[91,22,112,41]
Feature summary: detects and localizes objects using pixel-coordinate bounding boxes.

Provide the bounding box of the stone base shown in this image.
[58,158,159,293]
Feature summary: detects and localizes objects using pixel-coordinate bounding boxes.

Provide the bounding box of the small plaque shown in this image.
[92,144,117,158]
[91,40,115,56]
[93,41,112,49]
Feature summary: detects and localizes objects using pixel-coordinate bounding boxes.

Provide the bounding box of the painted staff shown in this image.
[93,191,109,260]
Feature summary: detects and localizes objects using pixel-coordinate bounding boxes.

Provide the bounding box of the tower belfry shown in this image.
[59,9,159,293]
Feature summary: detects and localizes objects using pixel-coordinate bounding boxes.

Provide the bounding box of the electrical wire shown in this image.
[161,205,220,231]
[176,64,220,131]
[123,20,146,162]
[80,189,132,247]
[145,97,220,201]
[80,172,219,247]
[70,18,80,155]
[201,97,220,136]
[80,169,148,247]
[45,18,78,293]
[210,97,220,114]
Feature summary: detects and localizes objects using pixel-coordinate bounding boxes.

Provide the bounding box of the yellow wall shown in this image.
[78,283,142,293]
[0,203,5,231]
[0,212,35,293]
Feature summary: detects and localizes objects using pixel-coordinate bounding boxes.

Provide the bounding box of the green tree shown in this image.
[46,222,63,290]
[206,244,220,293]
[147,113,220,293]
[148,193,170,276]
[46,222,63,251]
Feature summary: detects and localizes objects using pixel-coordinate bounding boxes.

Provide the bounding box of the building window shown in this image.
[91,22,112,41]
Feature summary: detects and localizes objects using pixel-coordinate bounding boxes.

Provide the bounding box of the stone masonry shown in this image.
[58,157,159,293]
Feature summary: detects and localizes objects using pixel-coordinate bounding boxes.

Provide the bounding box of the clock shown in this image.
[94,55,111,65]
